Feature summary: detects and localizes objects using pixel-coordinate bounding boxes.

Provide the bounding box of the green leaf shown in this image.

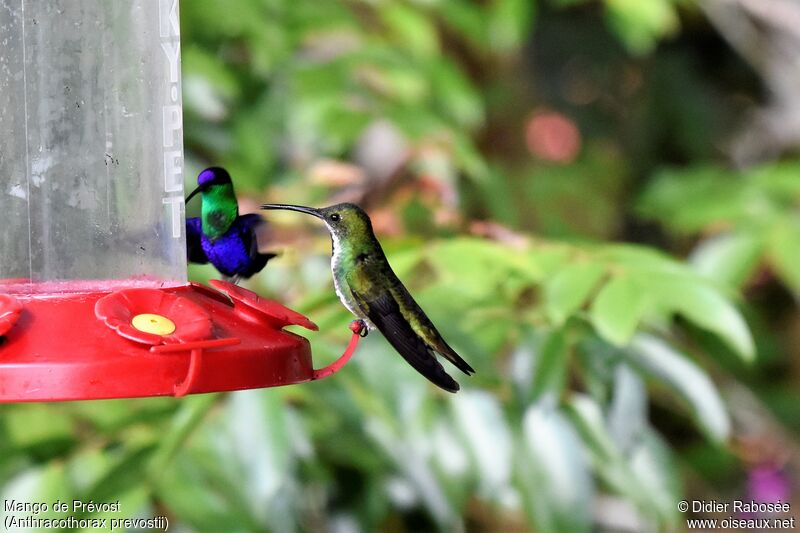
[452,133,491,182]
[436,0,488,52]
[551,0,592,5]
[182,46,240,117]
[79,443,157,513]
[427,238,538,301]
[649,276,755,362]
[768,220,800,294]
[627,334,731,443]
[589,275,648,346]
[690,232,764,288]
[367,63,430,104]
[148,394,219,481]
[518,402,594,533]
[755,160,800,197]
[530,328,570,402]
[156,452,258,531]
[636,166,745,233]
[544,261,606,325]
[381,4,440,59]
[604,0,679,55]
[488,0,536,53]
[600,244,687,276]
[430,59,484,129]
[5,405,74,453]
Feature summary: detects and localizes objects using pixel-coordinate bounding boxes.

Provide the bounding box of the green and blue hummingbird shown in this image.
[185,167,275,283]
[261,202,474,392]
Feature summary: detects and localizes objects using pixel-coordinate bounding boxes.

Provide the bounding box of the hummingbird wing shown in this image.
[392,288,476,376]
[186,217,209,264]
[237,214,277,277]
[353,289,461,393]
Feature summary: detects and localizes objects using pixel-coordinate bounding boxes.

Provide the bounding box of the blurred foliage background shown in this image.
[3,0,800,531]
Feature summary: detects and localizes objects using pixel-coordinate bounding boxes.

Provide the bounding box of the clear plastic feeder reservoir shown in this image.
[0,1,358,401]
[1,1,186,288]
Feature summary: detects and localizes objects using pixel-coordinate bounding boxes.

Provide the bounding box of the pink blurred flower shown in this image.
[743,464,791,519]
[525,110,581,163]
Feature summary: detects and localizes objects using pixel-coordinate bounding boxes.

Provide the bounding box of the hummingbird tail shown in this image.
[361,292,462,392]
[431,339,475,376]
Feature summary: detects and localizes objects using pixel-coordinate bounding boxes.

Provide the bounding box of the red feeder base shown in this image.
[0,279,359,402]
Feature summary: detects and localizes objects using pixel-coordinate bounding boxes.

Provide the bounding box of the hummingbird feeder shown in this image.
[0,1,359,402]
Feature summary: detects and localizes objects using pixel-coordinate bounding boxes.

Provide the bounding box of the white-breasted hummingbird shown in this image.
[261,202,474,392]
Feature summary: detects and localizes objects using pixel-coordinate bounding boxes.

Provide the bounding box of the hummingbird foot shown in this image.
[349,319,369,338]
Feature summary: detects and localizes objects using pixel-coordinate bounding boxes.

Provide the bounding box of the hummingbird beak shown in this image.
[260,204,323,219]
[185,185,202,204]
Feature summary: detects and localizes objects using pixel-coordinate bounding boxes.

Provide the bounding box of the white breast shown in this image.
[329,228,374,329]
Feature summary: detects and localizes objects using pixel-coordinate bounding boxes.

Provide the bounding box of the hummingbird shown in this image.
[185,167,276,283]
[260,202,474,392]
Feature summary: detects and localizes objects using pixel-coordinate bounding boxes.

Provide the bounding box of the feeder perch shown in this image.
[0,1,359,402]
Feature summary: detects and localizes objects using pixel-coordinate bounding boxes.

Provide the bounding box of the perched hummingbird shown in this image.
[261,202,474,392]
[185,167,276,283]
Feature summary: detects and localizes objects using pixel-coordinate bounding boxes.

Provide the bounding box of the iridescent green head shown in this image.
[261,202,376,249]
[186,167,238,240]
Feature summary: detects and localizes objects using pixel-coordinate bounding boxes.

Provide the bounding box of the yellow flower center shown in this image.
[131,313,176,336]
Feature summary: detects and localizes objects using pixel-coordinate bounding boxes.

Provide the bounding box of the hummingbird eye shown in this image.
[329,213,341,222]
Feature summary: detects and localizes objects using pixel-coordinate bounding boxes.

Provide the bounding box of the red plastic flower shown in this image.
[95,288,213,345]
[208,280,318,331]
[0,294,23,337]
